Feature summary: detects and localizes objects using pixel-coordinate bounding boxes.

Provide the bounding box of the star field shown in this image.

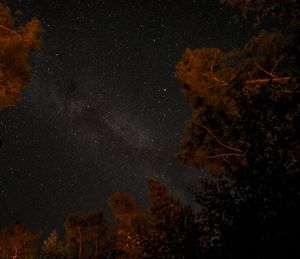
[0,0,251,234]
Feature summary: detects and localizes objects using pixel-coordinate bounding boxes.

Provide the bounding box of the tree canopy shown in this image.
[175,0,300,257]
[176,14,299,178]
[221,0,300,27]
[0,222,41,259]
[0,4,43,110]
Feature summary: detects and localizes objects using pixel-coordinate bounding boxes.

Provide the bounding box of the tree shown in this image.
[64,211,110,259]
[108,192,146,258]
[0,3,43,111]
[64,214,85,259]
[87,212,111,258]
[41,230,66,259]
[175,0,300,257]
[108,180,205,259]
[144,179,203,259]
[0,222,41,259]
[220,0,300,27]
[176,30,298,177]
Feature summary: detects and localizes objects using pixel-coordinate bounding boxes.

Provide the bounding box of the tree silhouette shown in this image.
[0,3,43,111]
[143,179,203,258]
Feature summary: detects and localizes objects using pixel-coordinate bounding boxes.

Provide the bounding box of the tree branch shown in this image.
[0,63,14,75]
[248,71,254,80]
[245,77,290,85]
[207,153,243,159]
[254,62,276,78]
[271,57,284,74]
[210,50,219,73]
[202,73,229,86]
[201,125,242,153]
[0,24,22,39]
[0,246,9,259]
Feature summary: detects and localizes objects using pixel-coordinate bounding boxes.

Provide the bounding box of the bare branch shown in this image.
[0,24,23,39]
[201,125,242,153]
[207,153,243,159]
[245,77,290,85]
[248,71,254,80]
[254,62,276,78]
[202,73,229,86]
[271,57,284,74]
[210,50,219,73]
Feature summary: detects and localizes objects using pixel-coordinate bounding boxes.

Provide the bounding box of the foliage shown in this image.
[0,1,299,258]
[0,222,41,259]
[0,3,43,110]
[176,30,299,177]
[143,179,203,258]
[108,179,204,259]
[64,211,110,259]
[41,230,66,259]
[220,0,300,27]
[108,192,146,258]
[176,0,300,257]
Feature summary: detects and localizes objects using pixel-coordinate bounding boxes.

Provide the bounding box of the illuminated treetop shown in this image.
[175,1,299,177]
[0,4,43,110]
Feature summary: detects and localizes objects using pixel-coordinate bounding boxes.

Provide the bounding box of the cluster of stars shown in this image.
[0,0,252,233]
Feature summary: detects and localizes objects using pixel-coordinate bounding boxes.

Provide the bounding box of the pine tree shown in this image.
[143,179,202,258]
[0,3,43,110]
[41,230,66,259]
[176,1,300,257]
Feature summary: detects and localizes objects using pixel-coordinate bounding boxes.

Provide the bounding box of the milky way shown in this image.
[0,0,251,234]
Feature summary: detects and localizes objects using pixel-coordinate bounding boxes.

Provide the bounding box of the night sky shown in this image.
[0,0,251,234]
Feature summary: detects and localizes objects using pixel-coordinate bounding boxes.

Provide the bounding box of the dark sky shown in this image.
[0,0,251,234]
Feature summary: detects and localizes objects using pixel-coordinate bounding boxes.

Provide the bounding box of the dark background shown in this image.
[0,0,251,235]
